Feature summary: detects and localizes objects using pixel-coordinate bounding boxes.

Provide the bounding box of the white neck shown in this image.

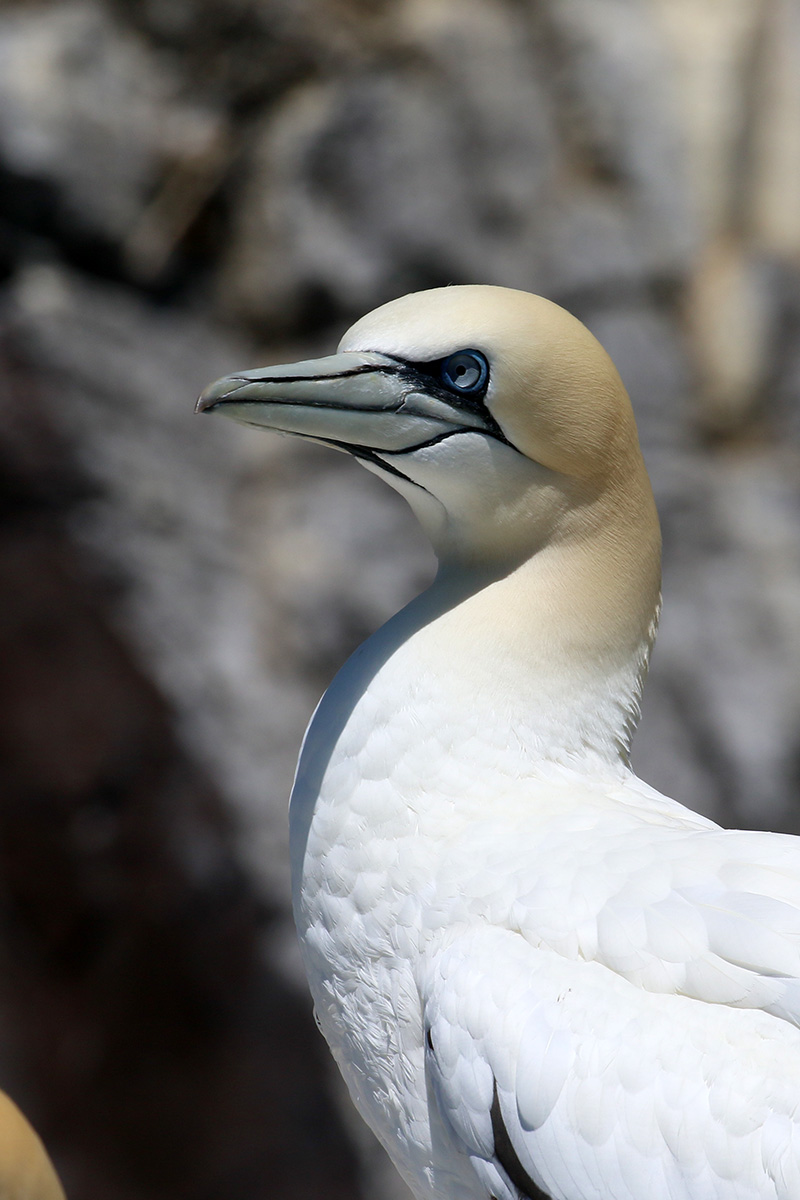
[289,519,660,905]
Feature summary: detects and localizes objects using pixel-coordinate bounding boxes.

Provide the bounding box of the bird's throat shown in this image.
[289,522,660,913]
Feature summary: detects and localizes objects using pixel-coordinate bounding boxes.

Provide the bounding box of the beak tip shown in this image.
[196,375,240,414]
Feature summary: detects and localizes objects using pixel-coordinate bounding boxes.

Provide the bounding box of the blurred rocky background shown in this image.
[0,0,798,1196]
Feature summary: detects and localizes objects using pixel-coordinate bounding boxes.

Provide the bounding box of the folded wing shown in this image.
[421,922,800,1200]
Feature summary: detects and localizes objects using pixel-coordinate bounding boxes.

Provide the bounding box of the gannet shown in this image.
[199,286,800,1200]
[0,1090,65,1199]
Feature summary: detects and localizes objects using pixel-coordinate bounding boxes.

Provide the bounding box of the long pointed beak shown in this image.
[196,351,498,454]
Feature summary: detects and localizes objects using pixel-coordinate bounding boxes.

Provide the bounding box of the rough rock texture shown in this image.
[221,0,692,332]
[0,276,363,1200]
[0,0,798,1198]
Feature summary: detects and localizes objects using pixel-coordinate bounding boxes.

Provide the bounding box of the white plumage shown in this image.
[199,286,800,1200]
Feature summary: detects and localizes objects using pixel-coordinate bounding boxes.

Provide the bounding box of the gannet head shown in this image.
[199,285,658,578]
[200,285,662,763]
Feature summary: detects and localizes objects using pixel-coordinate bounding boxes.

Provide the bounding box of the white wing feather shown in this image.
[580,828,800,1022]
[419,788,800,1199]
[421,924,800,1200]
[435,791,800,1025]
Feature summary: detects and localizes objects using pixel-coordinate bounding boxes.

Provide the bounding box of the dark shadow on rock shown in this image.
[0,335,362,1200]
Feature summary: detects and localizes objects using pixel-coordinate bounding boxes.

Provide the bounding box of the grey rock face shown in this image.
[221,0,693,329]
[0,2,222,252]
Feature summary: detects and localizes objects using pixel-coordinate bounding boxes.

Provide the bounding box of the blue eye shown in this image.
[440,350,488,394]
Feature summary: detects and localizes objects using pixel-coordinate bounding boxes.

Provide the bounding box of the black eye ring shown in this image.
[439,350,489,395]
